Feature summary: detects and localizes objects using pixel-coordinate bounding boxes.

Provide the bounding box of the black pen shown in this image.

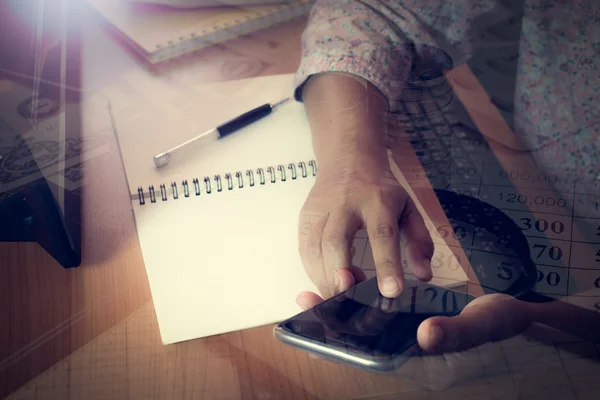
[153,97,290,168]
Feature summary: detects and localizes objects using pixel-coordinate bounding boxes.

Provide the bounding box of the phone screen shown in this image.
[279,278,475,358]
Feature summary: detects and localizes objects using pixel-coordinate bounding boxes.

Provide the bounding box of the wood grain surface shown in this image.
[2,3,600,400]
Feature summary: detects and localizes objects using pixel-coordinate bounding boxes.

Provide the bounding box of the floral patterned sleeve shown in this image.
[293,0,509,103]
[293,0,412,103]
[294,0,600,215]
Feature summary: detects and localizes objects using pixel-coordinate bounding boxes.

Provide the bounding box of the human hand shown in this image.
[401,292,532,391]
[297,152,435,301]
[297,287,532,354]
[297,72,435,302]
[297,290,533,391]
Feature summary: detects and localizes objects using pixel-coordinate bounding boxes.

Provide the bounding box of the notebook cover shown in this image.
[136,0,299,8]
[86,0,314,64]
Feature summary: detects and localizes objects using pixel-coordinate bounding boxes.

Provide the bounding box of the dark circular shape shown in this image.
[408,43,454,82]
[373,43,453,90]
[17,95,60,120]
[430,189,544,300]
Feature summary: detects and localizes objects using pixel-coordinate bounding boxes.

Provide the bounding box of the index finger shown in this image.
[363,202,404,298]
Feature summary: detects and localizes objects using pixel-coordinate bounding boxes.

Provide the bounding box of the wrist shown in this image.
[302,73,390,173]
[313,140,393,186]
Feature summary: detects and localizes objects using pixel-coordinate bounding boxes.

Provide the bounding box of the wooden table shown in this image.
[2,4,600,400]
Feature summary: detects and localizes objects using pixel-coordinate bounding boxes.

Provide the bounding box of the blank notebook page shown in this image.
[129,96,320,344]
[133,167,318,344]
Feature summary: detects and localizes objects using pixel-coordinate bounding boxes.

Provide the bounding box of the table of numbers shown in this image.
[438,123,600,313]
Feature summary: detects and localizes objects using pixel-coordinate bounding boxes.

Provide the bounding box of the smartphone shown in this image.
[274,277,476,374]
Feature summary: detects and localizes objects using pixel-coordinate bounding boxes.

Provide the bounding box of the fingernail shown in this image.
[427,324,445,348]
[296,299,309,310]
[420,265,433,281]
[334,270,341,288]
[381,276,401,297]
[421,257,433,281]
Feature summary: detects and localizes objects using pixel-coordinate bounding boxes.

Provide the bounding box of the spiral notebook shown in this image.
[87,0,314,64]
[135,0,299,8]
[110,74,468,345]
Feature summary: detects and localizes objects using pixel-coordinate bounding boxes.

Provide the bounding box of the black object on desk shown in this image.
[153,97,290,168]
[0,0,83,269]
[0,180,82,269]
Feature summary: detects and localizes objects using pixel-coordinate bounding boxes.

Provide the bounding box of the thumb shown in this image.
[417,294,532,353]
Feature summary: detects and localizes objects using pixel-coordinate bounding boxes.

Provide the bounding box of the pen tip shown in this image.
[272,97,291,109]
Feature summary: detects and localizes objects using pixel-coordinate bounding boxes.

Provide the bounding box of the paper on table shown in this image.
[111,73,468,344]
[135,0,298,8]
[113,73,296,194]
[0,78,111,194]
[112,74,318,343]
[133,166,318,343]
[86,0,313,64]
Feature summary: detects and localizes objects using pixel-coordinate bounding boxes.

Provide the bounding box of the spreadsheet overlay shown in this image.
[350,117,600,314]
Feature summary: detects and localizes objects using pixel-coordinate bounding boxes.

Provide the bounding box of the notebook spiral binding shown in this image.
[136,160,317,206]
